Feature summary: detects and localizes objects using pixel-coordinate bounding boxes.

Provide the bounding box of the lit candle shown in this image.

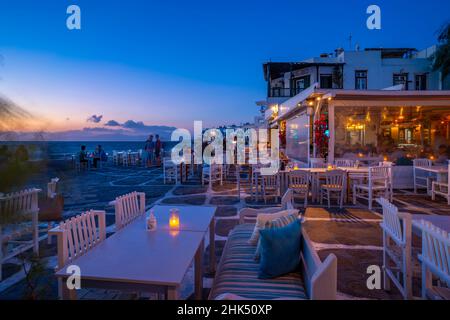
[169,210,180,229]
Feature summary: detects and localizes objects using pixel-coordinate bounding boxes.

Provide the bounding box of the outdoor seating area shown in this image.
[0,159,449,301]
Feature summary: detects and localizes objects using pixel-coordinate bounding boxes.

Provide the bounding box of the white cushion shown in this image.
[248,209,299,245]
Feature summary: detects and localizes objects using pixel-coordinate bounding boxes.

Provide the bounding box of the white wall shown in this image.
[340,51,441,90]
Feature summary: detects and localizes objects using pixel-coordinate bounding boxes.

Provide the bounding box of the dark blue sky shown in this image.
[0,0,449,131]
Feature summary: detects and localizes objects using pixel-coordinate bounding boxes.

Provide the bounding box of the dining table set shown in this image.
[249,165,371,203]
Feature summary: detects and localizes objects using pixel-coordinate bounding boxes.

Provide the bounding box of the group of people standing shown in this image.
[143,134,163,167]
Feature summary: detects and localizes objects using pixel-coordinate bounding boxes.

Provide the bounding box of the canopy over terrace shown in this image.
[270,87,450,169]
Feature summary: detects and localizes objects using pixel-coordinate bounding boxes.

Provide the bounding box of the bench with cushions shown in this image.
[209,223,337,300]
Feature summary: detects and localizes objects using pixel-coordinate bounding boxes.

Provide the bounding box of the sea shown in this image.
[0,141,178,160]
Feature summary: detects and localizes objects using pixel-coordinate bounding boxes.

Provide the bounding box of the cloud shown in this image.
[104,120,121,126]
[122,120,147,130]
[86,114,103,123]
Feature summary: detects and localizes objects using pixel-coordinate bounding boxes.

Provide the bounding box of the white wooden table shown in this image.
[414,165,448,195]
[55,205,216,300]
[297,167,369,202]
[150,205,216,273]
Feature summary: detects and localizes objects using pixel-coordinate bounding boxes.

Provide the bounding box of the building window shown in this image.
[320,74,333,89]
[393,73,409,90]
[355,70,368,90]
[293,75,310,95]
[415,74,427,90]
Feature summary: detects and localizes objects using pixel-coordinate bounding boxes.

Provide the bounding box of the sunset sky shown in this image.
[1,0,449,136]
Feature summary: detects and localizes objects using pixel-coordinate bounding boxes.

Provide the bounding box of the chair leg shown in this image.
[327,190,331,208]
[422,264,431,299]
[382,232,391,291]
[368,190,373,210]
[304,190,308,208]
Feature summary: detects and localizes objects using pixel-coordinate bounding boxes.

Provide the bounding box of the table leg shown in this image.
[195,239,204,300]
[209,219,216,274]
[167,286,179,300]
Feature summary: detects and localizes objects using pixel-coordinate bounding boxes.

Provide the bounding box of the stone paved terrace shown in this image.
[1,163,448,300]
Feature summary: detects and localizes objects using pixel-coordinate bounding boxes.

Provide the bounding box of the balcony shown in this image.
[269,87,304,98]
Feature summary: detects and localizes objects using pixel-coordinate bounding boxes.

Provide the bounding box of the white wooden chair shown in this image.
[414,220,450,300]
[163,158,178,184]
[353,166,389,210]
[250,165,263,200]
[431,162,450,205]
[288,171,310,208]
[413,159,432,194]
[109,191,146,231]
[202,164,223,187]
[261,174,280,204]
[377,198,413,300]
[49,210,106,299]
[378,162,394,202]
[122,152,130,167]
[335,159,356,167]
[320,170,345,208]
[0,188,41,281]
[112,151,120,166]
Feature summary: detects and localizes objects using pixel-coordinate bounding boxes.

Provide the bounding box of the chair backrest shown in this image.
[416,220,450,285]
[49,210,106,269]
[281,189,294,210]
[413,158,432,168]
[263,174,279,187]
[289,171,309,186]
[0,188,40,219]
[378,197,407,245]
[163,158,176,168]
[325,170,345,187]
[335,159,355,167]
[111,191,146,230]
[369,166,389,187]
[310,158,326,168]
[47,178,60,199]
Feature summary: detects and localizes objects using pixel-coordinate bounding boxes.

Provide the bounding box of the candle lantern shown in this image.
[169,209,180,229]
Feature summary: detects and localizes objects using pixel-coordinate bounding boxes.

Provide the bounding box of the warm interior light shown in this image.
[327,164,333,170]
[169,211,180,229]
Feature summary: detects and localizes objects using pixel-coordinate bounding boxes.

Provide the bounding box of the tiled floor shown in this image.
[1,164,448,300]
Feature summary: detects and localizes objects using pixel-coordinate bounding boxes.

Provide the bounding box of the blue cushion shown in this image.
[258,219,302,279]
[254,213,299,261]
